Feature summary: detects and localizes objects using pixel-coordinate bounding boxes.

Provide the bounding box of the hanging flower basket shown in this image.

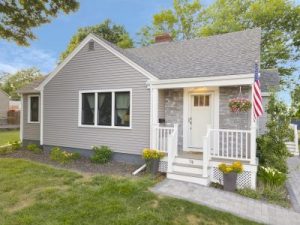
[228,98,251,113]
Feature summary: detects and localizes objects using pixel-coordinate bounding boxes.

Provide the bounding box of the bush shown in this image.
[237,188,261,200]
[26,144,42,154]
[90,146,112,164]
[258,166,286,187]
[50,147,80,164]
[9,140,21,150]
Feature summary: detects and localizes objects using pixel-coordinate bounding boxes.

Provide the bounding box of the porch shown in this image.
[149,84,258,189]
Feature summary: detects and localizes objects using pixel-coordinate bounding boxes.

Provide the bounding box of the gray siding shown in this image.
[22,94,40,141]
[219,86,251,130]
[258,96,269,135]
[43,41,150,155]
[158,89,165,120]
[0,90,9,121]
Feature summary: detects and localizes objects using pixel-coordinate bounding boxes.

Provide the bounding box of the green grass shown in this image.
[0,158,259,225]
[0,130,19,146]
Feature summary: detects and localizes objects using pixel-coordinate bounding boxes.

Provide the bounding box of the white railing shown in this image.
[153,123,177,153]
[207,128,255,162]
[167,124,178,173]
[202,130,210,177]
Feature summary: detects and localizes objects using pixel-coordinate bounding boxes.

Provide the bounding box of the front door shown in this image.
[188,94,212,150]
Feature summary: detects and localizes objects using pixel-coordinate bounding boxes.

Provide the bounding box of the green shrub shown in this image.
[50,147,80,164]
[258,166,286,187]
[26,144,42,154]
[237,188,261,200]
[0,141,21,155]
[9,140,21,150]
[90,146,112,164]
[262,185,290,208]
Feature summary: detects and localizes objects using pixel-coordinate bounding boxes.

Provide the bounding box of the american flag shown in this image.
[253,63,263,120]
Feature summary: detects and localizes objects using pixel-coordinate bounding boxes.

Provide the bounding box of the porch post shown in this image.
[250,84,257,165]
[150,87,159,149]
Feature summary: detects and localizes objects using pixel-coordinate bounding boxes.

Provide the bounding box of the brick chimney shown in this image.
[155,33,172,43]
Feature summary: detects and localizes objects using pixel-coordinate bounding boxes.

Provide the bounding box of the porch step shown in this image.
[172,162,203,174]
[174,156,203,166]
[167,171,209,186]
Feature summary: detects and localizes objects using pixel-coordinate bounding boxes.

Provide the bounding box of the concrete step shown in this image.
[167,171,209,186]
[172,162,203,174]
[174,156,203,166]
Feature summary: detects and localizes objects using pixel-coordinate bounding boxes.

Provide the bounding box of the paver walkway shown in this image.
[151,179,300,225]
[287,156,300,212]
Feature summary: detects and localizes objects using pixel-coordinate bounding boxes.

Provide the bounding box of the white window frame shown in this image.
[27,95,40,123]
[78,89,132,129]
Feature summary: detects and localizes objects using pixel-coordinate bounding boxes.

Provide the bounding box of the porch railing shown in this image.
[152,123,178,172]
[206,128,256,163]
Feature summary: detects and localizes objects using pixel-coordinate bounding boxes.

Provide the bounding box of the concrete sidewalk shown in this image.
[151,179,300,225]
[287,156,300,212]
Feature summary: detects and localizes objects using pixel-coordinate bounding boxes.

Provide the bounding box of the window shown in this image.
[193,95,210,107]
[28,96,39,123]
[115,92,130,127]
[98,92,112,126]
[79,90,131,128]
[81,93,95,125]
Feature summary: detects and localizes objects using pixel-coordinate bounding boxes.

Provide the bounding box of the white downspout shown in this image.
[40,88,44,146]
[20,95,23,142]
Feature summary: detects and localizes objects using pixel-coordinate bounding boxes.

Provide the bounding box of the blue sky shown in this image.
[0,0,297,103]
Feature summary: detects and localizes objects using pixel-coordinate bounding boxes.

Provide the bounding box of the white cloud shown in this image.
[0,42,57,75]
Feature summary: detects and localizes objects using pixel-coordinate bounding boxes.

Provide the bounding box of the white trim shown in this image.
[148,74,254,89]
[150,87,158,148]
[27,95,40,124]
[40,89,44,145]
[36,34,158,91]
[20,95,23,141]
[78,88,132,129]
[183,87,219,151]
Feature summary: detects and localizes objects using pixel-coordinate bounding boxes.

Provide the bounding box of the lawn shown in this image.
[0,130,19,146]
[0,158,259,225]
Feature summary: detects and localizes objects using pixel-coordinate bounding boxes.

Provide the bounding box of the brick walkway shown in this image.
[151,179,300,225]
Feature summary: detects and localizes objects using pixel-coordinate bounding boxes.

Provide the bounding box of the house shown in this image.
[0,89,9,124]
[19,28,279,189]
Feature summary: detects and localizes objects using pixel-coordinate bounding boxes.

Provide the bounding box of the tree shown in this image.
[257,92,293,173]
[291,85,300,119]
[0,68,43,100]
[137,0,202,46]
[199,0,300,79]
[60,19,133,61]
[0,0,79,46]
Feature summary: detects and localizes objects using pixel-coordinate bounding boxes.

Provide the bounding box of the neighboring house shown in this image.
[19,28,279,189]
[0,89,9,124]
[9,100,21,111]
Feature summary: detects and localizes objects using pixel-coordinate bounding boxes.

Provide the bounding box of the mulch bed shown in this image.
[0,149,140,176]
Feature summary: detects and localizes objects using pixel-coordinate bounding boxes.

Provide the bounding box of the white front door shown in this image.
[188,94,212,150]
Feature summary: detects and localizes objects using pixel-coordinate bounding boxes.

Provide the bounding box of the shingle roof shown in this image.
[260,69,280,92]
[124,28,261,79]
[18,76,47,94]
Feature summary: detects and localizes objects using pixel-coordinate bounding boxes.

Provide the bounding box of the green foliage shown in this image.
[50,147,80,164]
[0,130,19,146]
[0,158,258,225]
[199,0,300,78]
[138,0,202,45]
[26,144,42,154]
[0,68,43,100]
[291,85,300,119]
[0,0,79,45]
[237,188,261,200]
[257,92,293,173]
[0,140,21,155]
[60,19,133,61]
[90,146,112,164]
[258,166,286,187]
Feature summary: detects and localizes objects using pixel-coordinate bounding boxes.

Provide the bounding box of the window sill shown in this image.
[78,125,132,130]
[27,121,40,124]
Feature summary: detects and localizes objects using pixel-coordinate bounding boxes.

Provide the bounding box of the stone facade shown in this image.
[162,89,184,150]
[219,86,251,130]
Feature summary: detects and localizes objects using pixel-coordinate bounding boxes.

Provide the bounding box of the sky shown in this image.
[0,0,297,103]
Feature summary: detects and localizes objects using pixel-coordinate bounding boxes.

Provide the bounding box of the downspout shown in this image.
[40,88,44,146]
[20,95,23,142]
